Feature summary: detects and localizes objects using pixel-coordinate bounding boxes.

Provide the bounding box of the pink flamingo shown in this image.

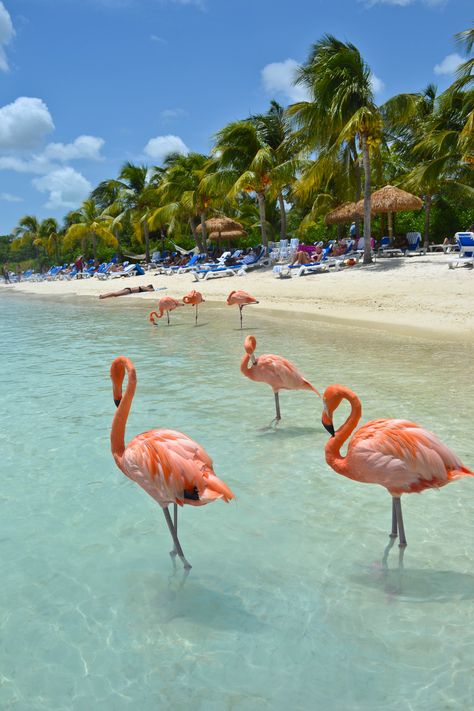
[149,296,182,325]
[226,290,259,329]
[241,335,320,425]
[183,290,205,325]
[322,384,473,548]
[110,356,234,569]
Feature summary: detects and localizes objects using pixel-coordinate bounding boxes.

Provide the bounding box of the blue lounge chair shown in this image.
[377,237,404,258]
[404,232,425,256]
[448,233,474,269]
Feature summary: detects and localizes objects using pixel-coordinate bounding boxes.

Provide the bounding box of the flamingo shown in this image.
[149,296,182,325]
[110,356,234,569]
[183,290,205,325]
[321,384,473,548]
[226,290,259,329]
[241,335,320,425]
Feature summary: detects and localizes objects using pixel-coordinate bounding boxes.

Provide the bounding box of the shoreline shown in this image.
[2,253,474,343]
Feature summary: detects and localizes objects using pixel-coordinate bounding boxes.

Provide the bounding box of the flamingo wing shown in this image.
[122,429,234,506]
[254,354,309,391]
[348,418,467,494]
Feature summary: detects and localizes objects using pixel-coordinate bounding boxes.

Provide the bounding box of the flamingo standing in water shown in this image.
[183,290,205,325]
[241,335,320,425]
[110,356,234,569]
[227,290,259,329]
[149,296,182,325]
[321,384,473,548]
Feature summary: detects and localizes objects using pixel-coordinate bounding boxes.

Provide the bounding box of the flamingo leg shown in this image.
[270,392,282,427]
[163,506,192,569]
[393,497,407,548]
[169,503,178,559]
[167,311,170,325]
[195,304,198,325]
[239,305,243,329]
[390,498,398,538]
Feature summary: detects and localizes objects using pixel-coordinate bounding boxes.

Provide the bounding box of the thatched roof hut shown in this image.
[196,217,244,234]
[209,229,246,241]
[355,186,422,215]
[325,202,359,225]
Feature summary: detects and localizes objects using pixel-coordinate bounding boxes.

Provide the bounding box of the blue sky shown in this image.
[0,0,471,233]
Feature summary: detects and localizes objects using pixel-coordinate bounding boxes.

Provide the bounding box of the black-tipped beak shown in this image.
[322,420,335,436]
[114,398,121,408]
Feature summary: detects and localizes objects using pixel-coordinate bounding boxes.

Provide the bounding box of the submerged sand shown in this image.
[3,253,473,341]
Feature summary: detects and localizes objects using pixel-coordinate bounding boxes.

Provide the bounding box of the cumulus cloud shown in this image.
[33,167,92,209]
[0,2,14,73]
[0,191,22,202]
[144,134,189,163]
[0,97,55,151]
[261,59,310,103]
[42,135,105,162]
[434,53,463,76]
[370,73,385,93]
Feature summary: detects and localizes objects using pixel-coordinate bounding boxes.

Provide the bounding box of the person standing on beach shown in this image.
[2,266,11,283]
[74,255,84,276]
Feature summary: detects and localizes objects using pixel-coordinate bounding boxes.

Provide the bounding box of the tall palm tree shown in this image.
[13,216,60,267]
[149,152,214,253]
[289,35,382,263]
[64,199,117,261]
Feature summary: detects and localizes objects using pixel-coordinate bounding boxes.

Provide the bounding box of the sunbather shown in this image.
[99,284,155,299]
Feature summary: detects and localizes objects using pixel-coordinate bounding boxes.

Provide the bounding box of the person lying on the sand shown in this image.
[99,284,155,299]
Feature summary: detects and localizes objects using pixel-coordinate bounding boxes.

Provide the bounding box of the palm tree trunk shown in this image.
[143,220,150,263]
[351,138,361,240]
[278,192,287,241]
[423,195,432,250]
[257,192,268,248]
[361,133,372,265]
[200,212,209,255]
[189,218,205,253]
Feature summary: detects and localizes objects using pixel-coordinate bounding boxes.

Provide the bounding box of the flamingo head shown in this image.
[321,384,346,436]
[226,291,236,305]
[110,356,136,408]
[149,311,159,324]
[244,335,256,355]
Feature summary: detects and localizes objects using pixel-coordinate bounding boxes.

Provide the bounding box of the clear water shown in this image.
[1,294,473,711]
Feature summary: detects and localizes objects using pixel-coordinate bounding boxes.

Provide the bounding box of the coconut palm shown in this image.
[13,216,61,267]
[149,152,213,253]
[64,199,117,261]
[288,35,382,263]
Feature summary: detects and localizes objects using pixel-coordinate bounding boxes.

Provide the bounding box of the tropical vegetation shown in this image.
[2,28,472,270]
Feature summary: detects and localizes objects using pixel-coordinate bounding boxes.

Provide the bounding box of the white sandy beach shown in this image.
[3,253,474,340]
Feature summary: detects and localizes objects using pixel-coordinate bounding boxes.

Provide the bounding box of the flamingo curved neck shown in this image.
[325,390,362,475]
[111,364,137,468]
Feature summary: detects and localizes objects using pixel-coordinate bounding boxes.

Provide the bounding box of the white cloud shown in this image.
[366,0,445,5]
[434,53,463,76]
[33,167,92,209]
[144,134,189,163]
[0,97,54,150]
[0,191,22,202]
[161,108,186,121]
[42,135,105,162]
[370,73,385,93]
[261,59,310,103]
[0,2,14,73]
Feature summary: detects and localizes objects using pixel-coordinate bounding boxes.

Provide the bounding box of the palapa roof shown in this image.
[324,202,359,225]
[355,186,422,215]
[209,229,246,241]
[196,216,244,234]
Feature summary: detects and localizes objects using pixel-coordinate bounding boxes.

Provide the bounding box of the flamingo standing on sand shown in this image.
[241,335,320,425]
[110,356,234,569]
[149,296,182,325]
[183,290,205,325]
[321,384,473,548]
[227,290,259,329]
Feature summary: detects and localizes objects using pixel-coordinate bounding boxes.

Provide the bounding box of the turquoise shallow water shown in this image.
[1,293,474,711]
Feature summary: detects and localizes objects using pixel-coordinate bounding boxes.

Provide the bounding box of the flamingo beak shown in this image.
[322,408,335,436]
[114,398,121,408]
[250,354,257,365]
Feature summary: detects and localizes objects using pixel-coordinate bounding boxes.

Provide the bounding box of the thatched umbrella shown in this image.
[196,216,244,236]
[324,202,360,225]
[355,186,422,238]
[209,229,246,241]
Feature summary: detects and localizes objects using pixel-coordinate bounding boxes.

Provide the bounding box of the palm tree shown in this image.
[64,199,117,261]
[149,152,214,253]
[13,216,60,267]
[289,35,382,263]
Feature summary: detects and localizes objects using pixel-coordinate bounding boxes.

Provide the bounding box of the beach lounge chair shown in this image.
[109,263,142,278]
[238,246,269,273]
[405,232,425,256]
[377,237,404,258]
[191,265,239,281]
[448,233,474,269]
